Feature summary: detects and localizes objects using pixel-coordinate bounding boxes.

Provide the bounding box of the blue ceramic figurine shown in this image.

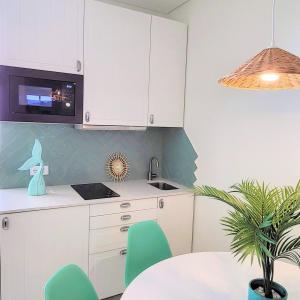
[18,139,46,196]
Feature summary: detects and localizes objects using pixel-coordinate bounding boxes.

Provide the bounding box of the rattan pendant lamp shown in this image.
[219,0,300,90]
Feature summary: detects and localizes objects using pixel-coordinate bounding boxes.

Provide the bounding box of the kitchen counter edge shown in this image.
[0,179,194,214]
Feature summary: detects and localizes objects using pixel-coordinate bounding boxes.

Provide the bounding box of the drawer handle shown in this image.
[120,202,131,209]
[121,215,131,221]
[2,217,9,230]
[120,226,129,232]
[159,199,164,209]
[120,249,127,256]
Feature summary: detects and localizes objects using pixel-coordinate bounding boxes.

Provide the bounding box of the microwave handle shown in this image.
[76,60,82,72]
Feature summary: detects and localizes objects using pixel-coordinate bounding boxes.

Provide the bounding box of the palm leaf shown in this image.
[194,179,300,284]
[194,186,246,214]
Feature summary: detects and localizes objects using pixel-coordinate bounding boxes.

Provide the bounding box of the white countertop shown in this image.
[0,179,192,214]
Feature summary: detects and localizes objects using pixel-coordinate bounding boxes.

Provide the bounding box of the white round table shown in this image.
[121,252,299,300]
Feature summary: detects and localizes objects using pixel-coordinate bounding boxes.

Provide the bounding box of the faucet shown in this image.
[148,157,159,181]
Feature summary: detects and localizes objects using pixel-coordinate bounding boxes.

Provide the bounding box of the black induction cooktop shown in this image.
[71,183,120,200]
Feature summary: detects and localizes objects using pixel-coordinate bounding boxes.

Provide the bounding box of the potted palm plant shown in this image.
[195,180,300,300]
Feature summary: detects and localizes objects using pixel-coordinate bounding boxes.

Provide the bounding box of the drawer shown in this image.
[89,249,126,299]
[90,209,157,230]
[90,198,157,216]
[89,224,130,254]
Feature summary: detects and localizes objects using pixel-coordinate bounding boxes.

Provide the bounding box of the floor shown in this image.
[104,295,122,300]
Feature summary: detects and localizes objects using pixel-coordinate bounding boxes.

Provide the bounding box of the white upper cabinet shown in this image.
[0,0,187,127]
[84,1,151,126]
[0,0,84,74]
[148,16,187,127]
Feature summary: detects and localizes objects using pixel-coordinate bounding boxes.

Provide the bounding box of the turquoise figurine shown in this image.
[18,139,46,196]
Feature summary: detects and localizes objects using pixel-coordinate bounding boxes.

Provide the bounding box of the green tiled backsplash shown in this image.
[162,128,197,188]
[0,123,197,189]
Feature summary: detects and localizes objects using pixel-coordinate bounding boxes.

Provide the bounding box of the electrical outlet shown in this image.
[30,165,49,176]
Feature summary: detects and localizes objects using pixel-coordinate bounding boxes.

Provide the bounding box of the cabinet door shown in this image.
[0,206,89,300]
[157,194,194,256]
[148,16,187,127]
[0,0,84,74]
[84,1,151,126]
[89,249,126,299]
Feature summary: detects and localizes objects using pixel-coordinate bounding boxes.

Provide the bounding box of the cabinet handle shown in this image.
[120,202,131,209]
[120,249,127,256]
[120,226,129,232]
[121,215,131,221]
[159,199,164,209]
[76,60,82,72]
[149,114,154,125]
[85,112,90,123]
[2,217,9,230]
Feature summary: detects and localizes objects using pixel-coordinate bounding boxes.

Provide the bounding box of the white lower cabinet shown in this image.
[157,194,194,256]
[89,225,130,254]
[90,198,157,217]
[88,198,158,298]
[90,209,158,230]
[89,249,127,299]
[89,194,194,298]
[0,193,194,300]
[0,206,89,300]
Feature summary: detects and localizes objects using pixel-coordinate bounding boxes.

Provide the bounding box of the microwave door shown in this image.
[0,65,83,124]
[11,77,76,116]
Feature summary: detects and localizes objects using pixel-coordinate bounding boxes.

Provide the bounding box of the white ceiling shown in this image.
[113,0,189,14]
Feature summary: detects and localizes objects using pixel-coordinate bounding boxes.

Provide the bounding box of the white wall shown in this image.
[171,0,300,251]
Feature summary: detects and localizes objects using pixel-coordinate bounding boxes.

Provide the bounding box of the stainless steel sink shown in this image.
[149,182,178,191]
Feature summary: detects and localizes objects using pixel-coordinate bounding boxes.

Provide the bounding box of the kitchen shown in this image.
[0,1,299,300]
[0,1,195,299]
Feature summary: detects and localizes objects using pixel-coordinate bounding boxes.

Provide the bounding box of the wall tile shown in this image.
[0,122,163,188]
[0,123,197,189]
[162,128,197,187]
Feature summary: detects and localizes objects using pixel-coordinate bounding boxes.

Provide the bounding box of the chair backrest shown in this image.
[44,264,99,300]
[125,220,172,287]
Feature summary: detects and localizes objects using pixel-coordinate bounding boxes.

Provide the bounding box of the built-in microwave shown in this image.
[0,66,83,124]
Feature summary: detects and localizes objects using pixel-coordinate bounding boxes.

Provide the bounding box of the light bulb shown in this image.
[260,73,280,82]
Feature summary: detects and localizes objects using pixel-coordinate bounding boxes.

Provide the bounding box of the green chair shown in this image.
[44,264,99,300]
[125,220,172,287]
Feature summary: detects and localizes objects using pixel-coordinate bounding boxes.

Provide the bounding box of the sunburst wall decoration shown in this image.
[106,152,129,182]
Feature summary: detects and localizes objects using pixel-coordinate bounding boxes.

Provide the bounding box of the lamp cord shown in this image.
[271,0,276,47]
